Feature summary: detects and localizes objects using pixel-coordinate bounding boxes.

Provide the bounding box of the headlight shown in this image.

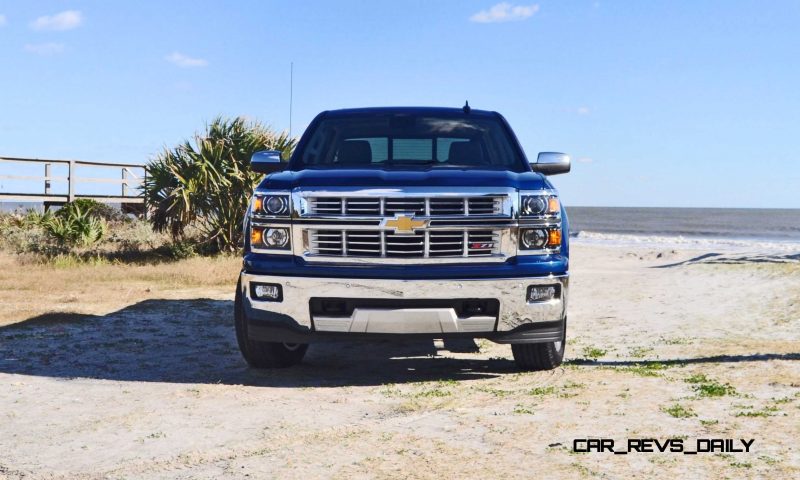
[253,194,290,216]
[520,227,562,250]
[251,226,290,250]
[249,191,292,254]
[265,228,289,248]
[520,194,559,217]
[521,228,548,249]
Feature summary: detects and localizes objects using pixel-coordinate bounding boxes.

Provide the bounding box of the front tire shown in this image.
[511,320,566,371]
[234,279,308,368]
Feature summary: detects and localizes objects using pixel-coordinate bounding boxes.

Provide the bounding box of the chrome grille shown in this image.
[307,195,504,216]
[344,198,380,215]
[308,229,501,258]
[428,199,464,215]
[308,197,342,214]
[384,198,425,216]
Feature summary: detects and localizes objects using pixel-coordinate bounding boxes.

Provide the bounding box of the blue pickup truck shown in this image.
[234,106,571,371]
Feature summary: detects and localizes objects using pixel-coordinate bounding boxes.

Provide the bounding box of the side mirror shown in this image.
[531,152,571,175]
[251,150,286,174]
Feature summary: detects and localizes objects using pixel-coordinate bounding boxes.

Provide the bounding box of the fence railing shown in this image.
[0,156,146,206]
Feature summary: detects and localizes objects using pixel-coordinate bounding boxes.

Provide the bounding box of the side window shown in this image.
[393,139,433,161]
[436,138,470,161]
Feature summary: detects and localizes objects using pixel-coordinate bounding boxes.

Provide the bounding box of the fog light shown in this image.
[251,283,283,301]
[527,284,560,303]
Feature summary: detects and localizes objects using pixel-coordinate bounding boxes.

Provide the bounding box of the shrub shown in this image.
[56,198,124,223]
[164,241,197,260]
[143,116,295,253]
[44,203,107,247]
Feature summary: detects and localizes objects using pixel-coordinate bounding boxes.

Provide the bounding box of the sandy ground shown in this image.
[1,243,799,479]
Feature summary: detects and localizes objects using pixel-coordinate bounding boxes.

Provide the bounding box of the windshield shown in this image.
[296,114,527,171]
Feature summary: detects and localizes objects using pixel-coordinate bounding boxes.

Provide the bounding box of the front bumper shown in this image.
[240,272,568,343]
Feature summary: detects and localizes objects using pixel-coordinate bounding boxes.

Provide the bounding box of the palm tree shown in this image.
[143,116,295,253]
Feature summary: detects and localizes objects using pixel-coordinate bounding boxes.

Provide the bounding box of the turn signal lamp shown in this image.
[547,228,562,247]
[547,196,560,214]
[250,227,263,246]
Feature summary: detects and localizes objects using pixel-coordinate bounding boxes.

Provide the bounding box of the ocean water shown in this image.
[3,202,799,249]
[566,207,800,251]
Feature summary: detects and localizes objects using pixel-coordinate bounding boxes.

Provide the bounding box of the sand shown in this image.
[0,243,798,479]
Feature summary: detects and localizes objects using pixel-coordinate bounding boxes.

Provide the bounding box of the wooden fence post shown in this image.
[142,167,148,220]
[68,160,75,203]
[44,163,52,195]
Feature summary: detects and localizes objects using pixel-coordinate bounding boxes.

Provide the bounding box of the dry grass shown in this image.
[0,252,240,326]
[0,244,798,479]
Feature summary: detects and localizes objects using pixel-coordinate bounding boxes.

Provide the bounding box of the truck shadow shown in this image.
[566,354,800,367]
[0,299,515,387]
[653,252,800,268]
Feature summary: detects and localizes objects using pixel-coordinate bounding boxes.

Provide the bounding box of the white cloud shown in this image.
[24,42,65,55]
[576,157,594,164]
[30,10,83,31]
[470,3,539,23]
[165,52,209,68]
[0,14,7,27]
[577,106,591,115]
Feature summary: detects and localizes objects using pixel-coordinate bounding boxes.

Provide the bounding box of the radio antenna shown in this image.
[289,62,294,139]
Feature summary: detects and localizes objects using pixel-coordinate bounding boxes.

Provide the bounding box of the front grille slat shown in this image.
[308,228,500,259]
[384,197,426,216]
[429,198,465,215]
[308,195,504,217]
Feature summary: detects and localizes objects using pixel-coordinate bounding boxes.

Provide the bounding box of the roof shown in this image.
[321,106,498,118]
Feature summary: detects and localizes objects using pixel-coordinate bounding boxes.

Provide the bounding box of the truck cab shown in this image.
[235,106,571,370]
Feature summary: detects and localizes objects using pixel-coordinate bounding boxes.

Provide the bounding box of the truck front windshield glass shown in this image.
[297,115,526,171]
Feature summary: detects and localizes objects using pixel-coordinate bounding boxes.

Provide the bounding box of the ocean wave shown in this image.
[571,230,800,253]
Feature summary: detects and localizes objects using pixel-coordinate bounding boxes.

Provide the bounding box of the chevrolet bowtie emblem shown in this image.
[382,214,429,234]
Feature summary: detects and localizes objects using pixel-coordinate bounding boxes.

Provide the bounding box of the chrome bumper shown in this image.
[240,273,568,334]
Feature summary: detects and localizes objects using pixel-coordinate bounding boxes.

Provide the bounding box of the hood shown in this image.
[259,168,549,191]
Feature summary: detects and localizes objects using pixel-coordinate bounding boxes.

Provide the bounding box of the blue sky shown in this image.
[1,0,798,208]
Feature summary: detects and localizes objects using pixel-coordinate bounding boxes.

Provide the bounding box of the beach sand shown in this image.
[0,242,798,479]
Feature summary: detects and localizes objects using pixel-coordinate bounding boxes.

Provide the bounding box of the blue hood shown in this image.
[260,168,550,191]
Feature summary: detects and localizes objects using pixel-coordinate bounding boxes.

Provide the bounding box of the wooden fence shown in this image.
[0,156,146,210]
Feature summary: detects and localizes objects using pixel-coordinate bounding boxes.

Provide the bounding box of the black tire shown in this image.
[234,279,308,368]
[511,320,566,371]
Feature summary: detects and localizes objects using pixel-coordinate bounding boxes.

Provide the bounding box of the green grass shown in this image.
[772,396,794,404]
[758,455,778,466]
[662,403,697,418]
[618,362,670,377]
[685,373,711,384]
[513,404,535,414]
[527,386,557,396]
[581,346,607,360]
[685,374,737,397]
[412,388,451,398]
[734,405,780,417]
[628,346,654,358]
[381,380,457,399]
[475,387,515,398]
